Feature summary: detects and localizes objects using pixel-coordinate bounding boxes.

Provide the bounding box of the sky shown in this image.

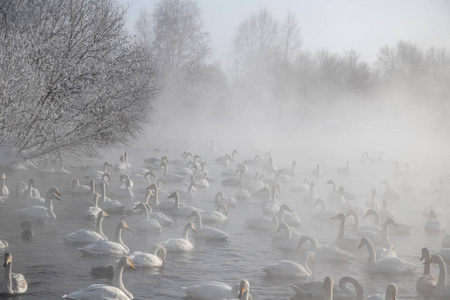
[118,0,450,67]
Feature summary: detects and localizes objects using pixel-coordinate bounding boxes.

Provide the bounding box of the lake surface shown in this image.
[0,140,449,300]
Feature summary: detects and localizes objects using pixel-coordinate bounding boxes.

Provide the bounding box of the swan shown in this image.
[0,174,9,199]
[133,203,162,233]
[279,160,297,178]
[98,182,125,214]
[187,210,229,240]
[25,186,61,207]
[0,240,8,251]
[83,193,102,221]
[72,179,91,195]
[275,222,300,251]
[263,251,314,278]
[331,213,361,250]
[416,247,438,295]
[291,276,363,300]
[159,222,196,252]
[424,209,446,233]
[364,189,380,211]
[61,211,110,243]
[246,215,279,231]
[182,281,238,300]
[15,192,61,220]
[365,207,411,235]
[235,178,250,202]
[123,151,131,169]
[277,203,302,228]
[302,181,318,204]
[327,180,357,201]
[200,204,228,223]
[85,161,112,179]
[215,192,237,207]
[110,178,133,200]
[237,279,250,300]
[337,161,350,174]
[63,256,136,300]
[313,198,339,221]
[194,171,210,189]
[291,178,311,193]
[129,245,166,268]
[427,253,450,297]
[221,169,243,187]
[160,161,184,182]
[114,155,127,171]
[380,180,401,201]
[261,185,280,215]
[21,178,41,200]
[367,283,398,300]
[311,164,323,178]
[78,220,131,256]
[168,192,197,217]
[0,253,27,295]
[176,181,197,200]
[357,237,416,274]
[298,235,354,262]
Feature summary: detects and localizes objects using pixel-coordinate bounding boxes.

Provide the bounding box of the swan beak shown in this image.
[330,214,339,220]
[238,288,245,298]
[106,162,112,166]
[130,261,137,271]
[124,223,131,231]
[150,172,156,178]
[357,240,364,249]
[0,174,4,180]
[53,193,62,201]
[104,212,111,218]
[168,193,175,199]
[149,190,155,197]
[3,253,12,267]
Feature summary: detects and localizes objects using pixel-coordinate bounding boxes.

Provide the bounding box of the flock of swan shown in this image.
[0,143,449,299]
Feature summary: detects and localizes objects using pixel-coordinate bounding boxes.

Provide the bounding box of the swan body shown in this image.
[200,204,227,223]
[298,235,355,262]
[291,276,363,300]
[416,247,438,295]
[78,221,131,256]
[72,179,91,194]
[63,256,135,300]
[133,203,162,233]
[246,216,278,231]
[367,283,398,300]
[182,281,235,300]
[16,192,61,220]
[129,245,166,268]
[215,192,236,207]
[0,253,28,295]
[0,174,9,198]
[83,193,103,221]
[313,198,338,221]
[168,192,197,217]
[62,211,109,243]
[263,251,314,278]
[159,222,196,252]
[275,222,300,251]
[428,253,450,297]
[357,237,415,274]
[188,210,229,240]
[85,161,112,179]
[160,162,184,182]
[424,209,446,233]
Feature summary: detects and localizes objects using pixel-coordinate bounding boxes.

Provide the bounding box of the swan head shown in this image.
[49,193,62,201]
[0,173,5,180]
[420,247,430,261]
[98,210,110,219]
[105,161,113,167]
[357,237,370,249]
[363,208,377,219]
[168,192,179,199]
[238,279,249,299]
[326,180,334,185]
[313,198,323,208]
[186,210,200,220]
[119,220,131,231]
[121,256,137,271]
[385,283,397,300]
[3,252,12,267]
[47,186,61,197]
[429,209,437,220]
[153,245,167,262]
[186,222,197,233]
[330,213,345,221]
[324,276,333,288]
[345,208,357,218]
[384,217,398,227]
[279,204,292,213]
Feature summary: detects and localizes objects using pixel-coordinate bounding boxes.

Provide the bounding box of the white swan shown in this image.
[424,209,446,233]
[0,252,27,295]
[159,222,196,252]
[110,178,134,200]
[337,161,350,174]
[25,186,61,207]
[380,180,401,201]
[263,251,314,278]
[98,182,125,214]
[331,213,361,251]
[160,161,184,182]
[291,276,363,300]
[0,240,8,251]
[182,281,237,300]
[416,247,438,295]
[261,185,280,215]
[187,210,229,240]
[141,186,174,226]
[364,188,380,211]
[61,211,110,243]
[427,253,450,297]
[367,283,398,300]
[235,178,250,202]
[21,178,41,200]
[63,256,135,300]
[311,164,323,178]
[72,179,91,195]
[246,215,279,231]
[168,192,197,217]
[215,191,236,207]
[85,161,112,179]
[357,237,416,274]
[298,235,354,262]
[275,222,299,251]
[237,279,250,300]
[0,174,9,199]
[200,204,228,223]
[129,245,166,268]
[15,192,61,220]
[313,198,339,221]
[83,193,102,221]
[78,220,131,256]
[133,203,162,233]
[176,181,197,200]
[277,203,302,228]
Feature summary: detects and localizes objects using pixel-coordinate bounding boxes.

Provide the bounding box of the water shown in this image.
[0,141,449,300]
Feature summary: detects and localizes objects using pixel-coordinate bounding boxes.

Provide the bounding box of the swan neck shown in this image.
[337,217,345,241]
[382,222,391,245]
[182,224,191,241]
[46,199,56,218]
[423,251,431,275]
[113,259,131,298]
[304,253,313,275]
[351,212,359,231]
[365,239,377,264]
[1,260,13,294]
[326,282,333,300]
[282,223,292,239]
[435,255,447,289]
[96,215,106,239]
[115,226,128,251]
[142,204,150,221]
[195,211,203,229]
[307,236,318,250]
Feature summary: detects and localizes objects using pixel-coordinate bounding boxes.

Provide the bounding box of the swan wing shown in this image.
[63,284,131,300]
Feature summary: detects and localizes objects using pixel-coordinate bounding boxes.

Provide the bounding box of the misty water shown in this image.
[1,124,449,299]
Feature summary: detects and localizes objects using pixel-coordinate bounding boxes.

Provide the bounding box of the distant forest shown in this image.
[1,0,449,163]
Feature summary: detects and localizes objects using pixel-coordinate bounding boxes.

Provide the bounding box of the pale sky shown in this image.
[118,0,450,67]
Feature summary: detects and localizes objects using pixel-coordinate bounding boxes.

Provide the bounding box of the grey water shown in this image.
[0,136,449,300]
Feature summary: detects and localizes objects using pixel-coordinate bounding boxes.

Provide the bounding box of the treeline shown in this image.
[1,0,449,163]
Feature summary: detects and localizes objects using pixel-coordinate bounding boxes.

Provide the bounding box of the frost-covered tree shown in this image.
[0,0,160,163]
